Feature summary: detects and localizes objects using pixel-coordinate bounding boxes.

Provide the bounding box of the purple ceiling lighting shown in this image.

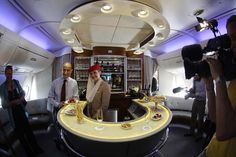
[0,1,29,32]
[0,1,65,52]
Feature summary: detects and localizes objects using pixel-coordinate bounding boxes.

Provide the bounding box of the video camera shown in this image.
[182,33,236,81]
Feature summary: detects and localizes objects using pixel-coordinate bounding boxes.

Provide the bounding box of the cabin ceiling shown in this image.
[0,0,236,57]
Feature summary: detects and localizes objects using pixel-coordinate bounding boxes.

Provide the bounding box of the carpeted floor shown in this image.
[12,123,206,157]
[160,124,205,157]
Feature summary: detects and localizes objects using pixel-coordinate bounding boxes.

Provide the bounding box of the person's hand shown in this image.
[189,88,194,93]
[59,101,66,108]
[206,58,223,80]
[184,93,190,100]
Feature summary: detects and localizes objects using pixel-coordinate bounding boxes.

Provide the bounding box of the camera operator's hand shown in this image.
[206,58,223,80]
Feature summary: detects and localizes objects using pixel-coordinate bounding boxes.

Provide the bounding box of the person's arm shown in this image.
[215,79,236,140]
[203,78,216,123]
[207,58,236,141]
[72,80,79,100]
[101,82,111,111]
[14,80,25,104]
[48,82,60,108]
[0,85,9,109]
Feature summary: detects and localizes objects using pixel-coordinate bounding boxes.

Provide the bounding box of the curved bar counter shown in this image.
[57,100,172,157]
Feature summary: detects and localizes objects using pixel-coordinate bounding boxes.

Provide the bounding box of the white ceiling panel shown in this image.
[112,27,153,44]
[76,24,116,44]
[117,16,151,29]
[80,14,120,26]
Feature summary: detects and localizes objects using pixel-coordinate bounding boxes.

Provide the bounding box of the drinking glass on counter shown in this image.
[76,104,84,123]
[95,109,104,130]
[143,109,152,131]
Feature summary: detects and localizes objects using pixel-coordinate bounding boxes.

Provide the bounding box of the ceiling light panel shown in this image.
[61,28,72,35]
[71,14,81,23]
[101,4,113,13]
[72,46,84,53]
[59,0,170,51]
[138,10,149,18]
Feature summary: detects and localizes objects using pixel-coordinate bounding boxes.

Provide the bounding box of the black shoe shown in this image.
[184,133,194,137]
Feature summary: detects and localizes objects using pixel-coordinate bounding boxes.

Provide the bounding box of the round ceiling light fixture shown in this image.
[138,10,149,18]
[72,46,84,53]
[71,14,81,23]
[154,19,166,29]
[66,38,75,44]
[101,4,113,13]
[156,33,164,40]
[134,50,144,55]
[148,41,155,47]
[61,28,72,35]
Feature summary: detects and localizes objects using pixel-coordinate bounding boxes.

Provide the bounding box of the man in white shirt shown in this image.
[47,62,78,150]
[48,62,78,112]
[184,74,206,140]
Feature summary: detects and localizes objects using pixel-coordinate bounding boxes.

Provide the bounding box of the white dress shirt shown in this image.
[47,76,78,111]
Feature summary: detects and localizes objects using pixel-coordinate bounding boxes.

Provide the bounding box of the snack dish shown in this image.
[65,98,79,104]
[121,123,132,130]
[65,108,76,116]
[138,99,149,103]
[151,113,162,121]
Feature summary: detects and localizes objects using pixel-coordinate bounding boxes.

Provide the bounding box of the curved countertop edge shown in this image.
[57,100,172,142]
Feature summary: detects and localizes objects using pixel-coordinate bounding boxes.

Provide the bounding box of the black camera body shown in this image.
[182,34,236,81]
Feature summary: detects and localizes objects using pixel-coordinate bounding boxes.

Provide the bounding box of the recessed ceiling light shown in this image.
[66,38,75,44]
[72,46,84,53]
[138,10,149,18]
[157,23,165,29]
[149,41,155,47]
[134,50,143,55]
[101,4,113,13]
[154,19,165,29]
[71,14,81,23]
[62,28,72,35]
[156,33,164,40]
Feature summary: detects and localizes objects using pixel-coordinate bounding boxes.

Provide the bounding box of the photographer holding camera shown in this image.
[197,15,236,157]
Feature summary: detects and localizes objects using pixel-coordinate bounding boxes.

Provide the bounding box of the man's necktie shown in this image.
[60,79,67,102]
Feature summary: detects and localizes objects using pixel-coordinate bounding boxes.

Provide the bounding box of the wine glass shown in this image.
[76,104,84,123]
[143,109,152,131]
[95,109,104,130]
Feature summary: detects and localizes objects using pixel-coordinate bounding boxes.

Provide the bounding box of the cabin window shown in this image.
[23,85,30,100]
[153,69,159,91]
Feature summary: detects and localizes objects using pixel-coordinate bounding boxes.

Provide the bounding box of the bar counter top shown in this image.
[57,100,172,143]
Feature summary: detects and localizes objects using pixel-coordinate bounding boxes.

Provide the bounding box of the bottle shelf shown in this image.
[74,56,142,93]
[127,79,141,81]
